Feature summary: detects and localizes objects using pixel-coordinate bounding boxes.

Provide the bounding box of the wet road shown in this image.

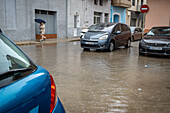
[20,41,170,113]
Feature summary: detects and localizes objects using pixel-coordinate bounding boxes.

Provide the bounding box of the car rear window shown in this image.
[0,33,37,87]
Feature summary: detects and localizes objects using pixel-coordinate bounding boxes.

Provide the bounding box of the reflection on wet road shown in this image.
[20,41,170,113]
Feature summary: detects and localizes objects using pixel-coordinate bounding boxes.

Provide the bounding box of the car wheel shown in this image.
[125,38,131,48]
[108,42,114,52]
[83,48,90,51]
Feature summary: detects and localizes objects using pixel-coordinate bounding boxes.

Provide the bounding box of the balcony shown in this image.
[111,0,131,8]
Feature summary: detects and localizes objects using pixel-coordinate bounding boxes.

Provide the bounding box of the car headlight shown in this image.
[99,35,108,40]
[81,34,85,39]
[80,32,84,36]
[140,39,147,45]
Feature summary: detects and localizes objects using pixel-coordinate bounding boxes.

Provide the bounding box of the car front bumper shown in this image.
[52,97,65,113]
[139,43,170,56]
[81,39,108,50]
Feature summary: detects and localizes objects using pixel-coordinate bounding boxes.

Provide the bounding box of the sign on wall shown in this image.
[140,5,149,13]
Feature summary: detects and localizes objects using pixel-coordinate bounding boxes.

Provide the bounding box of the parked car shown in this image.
[81,23,131,51]
[0,30,65,113]
[139,26,170,56]
[130,27,143,41]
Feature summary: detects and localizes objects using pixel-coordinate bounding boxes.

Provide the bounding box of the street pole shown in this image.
[66,0,68,38]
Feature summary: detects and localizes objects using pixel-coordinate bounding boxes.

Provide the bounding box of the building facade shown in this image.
[67,0,111,37]
[145,0,170,32]
[110,0,131,24]
[127,0,147,28]
[0,0,67,41]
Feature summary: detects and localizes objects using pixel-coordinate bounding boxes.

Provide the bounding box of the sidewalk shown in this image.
[14,36,80,46]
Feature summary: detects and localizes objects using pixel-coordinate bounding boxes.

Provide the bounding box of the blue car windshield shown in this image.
[147,27,170,36]
[88,23,115,33]
[0,33,31,75]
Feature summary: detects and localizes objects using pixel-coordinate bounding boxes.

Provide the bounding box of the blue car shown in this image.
[81,23,131,51]
[0,30,65,113]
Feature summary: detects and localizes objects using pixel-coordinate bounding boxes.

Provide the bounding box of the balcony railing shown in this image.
[111,0,131,8]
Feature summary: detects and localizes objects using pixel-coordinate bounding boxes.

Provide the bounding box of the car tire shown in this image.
[139,52,144,56]
[108,41,114,52]
[125,38,131,48]
[83,48,90,51]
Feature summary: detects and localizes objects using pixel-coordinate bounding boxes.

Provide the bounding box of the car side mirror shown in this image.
[0,29,2,33]
[114,31,121,35]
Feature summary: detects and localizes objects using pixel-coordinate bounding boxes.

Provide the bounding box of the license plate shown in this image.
[149,47,162,50]
[85,42,95,45]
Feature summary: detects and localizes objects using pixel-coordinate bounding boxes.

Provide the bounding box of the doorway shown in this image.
[74,15,80,36]
[35,9,57,40]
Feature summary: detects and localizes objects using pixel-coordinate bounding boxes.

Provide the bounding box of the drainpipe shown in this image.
[110,5,112,22]
[66,0,68,38]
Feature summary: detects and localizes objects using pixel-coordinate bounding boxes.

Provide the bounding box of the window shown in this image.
[141,0,143,6]
[122,24,129,32]
[35,10,39,14]
[130,18,137,26]
[48,11,55,15]
[113,24,121,33]
[0,33,37,87]
[94,0,98,5]
[74,15,78,28]
[132,0,135,6]
[94,12,101,24]
[4,0,16,29]
[41,10,47,15]
[99,0,103,6]
[105,13,109,22]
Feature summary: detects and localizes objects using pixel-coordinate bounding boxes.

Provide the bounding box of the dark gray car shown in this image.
[139,26,170,56]
[81,23,131,51]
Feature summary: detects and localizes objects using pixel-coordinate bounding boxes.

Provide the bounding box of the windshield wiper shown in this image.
[0,68,32,80]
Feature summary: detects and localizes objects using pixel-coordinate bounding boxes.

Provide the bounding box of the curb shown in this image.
[15,37,81,46]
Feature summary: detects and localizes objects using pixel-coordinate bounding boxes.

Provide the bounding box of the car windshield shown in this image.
[147,27,170,36]
[0,33,31,75]
[88,25,98,29]
[88,23,115,33]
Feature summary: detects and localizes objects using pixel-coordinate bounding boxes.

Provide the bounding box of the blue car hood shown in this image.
[85,32,109,39]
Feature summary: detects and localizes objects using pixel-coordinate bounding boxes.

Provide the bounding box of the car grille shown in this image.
[146,43,167,47]
[144,49,170,55]
[81,44,100,48]
[147,50,165,53]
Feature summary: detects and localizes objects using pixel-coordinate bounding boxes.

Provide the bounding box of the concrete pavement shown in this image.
[14,36,81,46]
